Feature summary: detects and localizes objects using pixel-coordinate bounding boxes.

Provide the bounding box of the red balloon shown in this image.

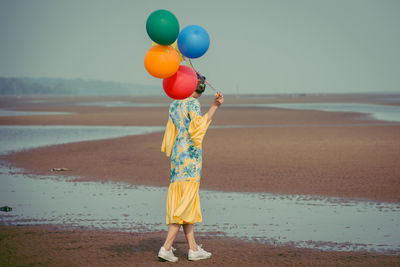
[163,65,197,100]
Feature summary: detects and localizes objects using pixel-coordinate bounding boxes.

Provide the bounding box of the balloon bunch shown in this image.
[144,9,213,100]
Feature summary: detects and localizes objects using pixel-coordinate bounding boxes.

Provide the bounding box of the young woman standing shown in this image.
[158,75,224,262]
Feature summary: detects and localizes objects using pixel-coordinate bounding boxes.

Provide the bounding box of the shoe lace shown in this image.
[171,246,176,252]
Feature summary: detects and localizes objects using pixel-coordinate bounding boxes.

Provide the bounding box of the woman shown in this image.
[158,75,224,262]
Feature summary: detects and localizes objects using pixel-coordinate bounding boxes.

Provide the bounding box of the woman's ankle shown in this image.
[189,243,198,251]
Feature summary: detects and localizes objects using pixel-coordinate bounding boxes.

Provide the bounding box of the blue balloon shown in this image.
[177,25,210,59]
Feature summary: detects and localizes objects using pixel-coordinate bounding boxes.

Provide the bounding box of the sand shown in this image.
[1,94,400,265]
[1,225,399,266]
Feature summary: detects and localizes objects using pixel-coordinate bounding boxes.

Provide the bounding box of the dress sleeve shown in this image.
[188,100,211,148]
[161,118,177,157]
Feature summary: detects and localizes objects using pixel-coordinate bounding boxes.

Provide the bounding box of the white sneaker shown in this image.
[158,246,178,262]
[188,244,212,261]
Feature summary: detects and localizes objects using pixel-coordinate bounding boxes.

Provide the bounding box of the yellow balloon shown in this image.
[152,40,183,62]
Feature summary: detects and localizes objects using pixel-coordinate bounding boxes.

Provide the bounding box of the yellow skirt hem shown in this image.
[165,179,202,225]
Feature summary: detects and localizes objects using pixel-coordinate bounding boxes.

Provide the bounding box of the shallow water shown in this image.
[0,125,164,154]
[228,103,400,122]
[0,110,72,116]
[0,125,399,254]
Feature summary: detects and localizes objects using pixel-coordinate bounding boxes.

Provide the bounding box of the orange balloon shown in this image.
[144,45,180,79]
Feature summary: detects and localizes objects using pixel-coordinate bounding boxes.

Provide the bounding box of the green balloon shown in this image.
[146,9,179,45]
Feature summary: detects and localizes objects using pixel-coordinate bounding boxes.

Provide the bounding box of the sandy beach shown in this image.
[1,94,400,265]
[2,225,400,267]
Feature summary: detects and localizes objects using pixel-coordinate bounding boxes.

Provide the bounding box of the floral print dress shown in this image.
[161,96,211,225]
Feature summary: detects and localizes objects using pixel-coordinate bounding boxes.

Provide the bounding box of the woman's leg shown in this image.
[162,224,181,251]
[183,224,198,251]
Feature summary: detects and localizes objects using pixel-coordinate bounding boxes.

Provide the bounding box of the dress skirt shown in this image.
[166,179,202,225]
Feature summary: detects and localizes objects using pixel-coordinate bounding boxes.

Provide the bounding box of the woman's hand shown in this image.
[213,92,224,108]
[206,92,224,123]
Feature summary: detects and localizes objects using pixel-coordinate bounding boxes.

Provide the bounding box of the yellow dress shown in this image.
[161,96,211,225]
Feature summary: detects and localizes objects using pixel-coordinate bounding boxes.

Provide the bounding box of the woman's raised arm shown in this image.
[206,94,224,123]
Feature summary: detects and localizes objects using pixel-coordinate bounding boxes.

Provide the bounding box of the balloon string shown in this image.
[182,57,221,94]
[205,80,219,93]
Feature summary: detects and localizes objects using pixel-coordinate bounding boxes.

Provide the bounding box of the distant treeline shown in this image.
[0,77,163,96]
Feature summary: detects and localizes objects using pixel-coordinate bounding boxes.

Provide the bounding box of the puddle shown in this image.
[0,125,399,255]
[0,110,72,116]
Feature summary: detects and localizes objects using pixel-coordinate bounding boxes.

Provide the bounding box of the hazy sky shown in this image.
[0,0,399,94]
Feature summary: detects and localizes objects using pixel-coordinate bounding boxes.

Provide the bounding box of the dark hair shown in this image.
[195,73,206,94]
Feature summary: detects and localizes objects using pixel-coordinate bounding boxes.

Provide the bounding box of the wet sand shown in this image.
[2,95,400,202]
[3,126,400,202]
[1,95,400,265]
[1,225,399,266]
